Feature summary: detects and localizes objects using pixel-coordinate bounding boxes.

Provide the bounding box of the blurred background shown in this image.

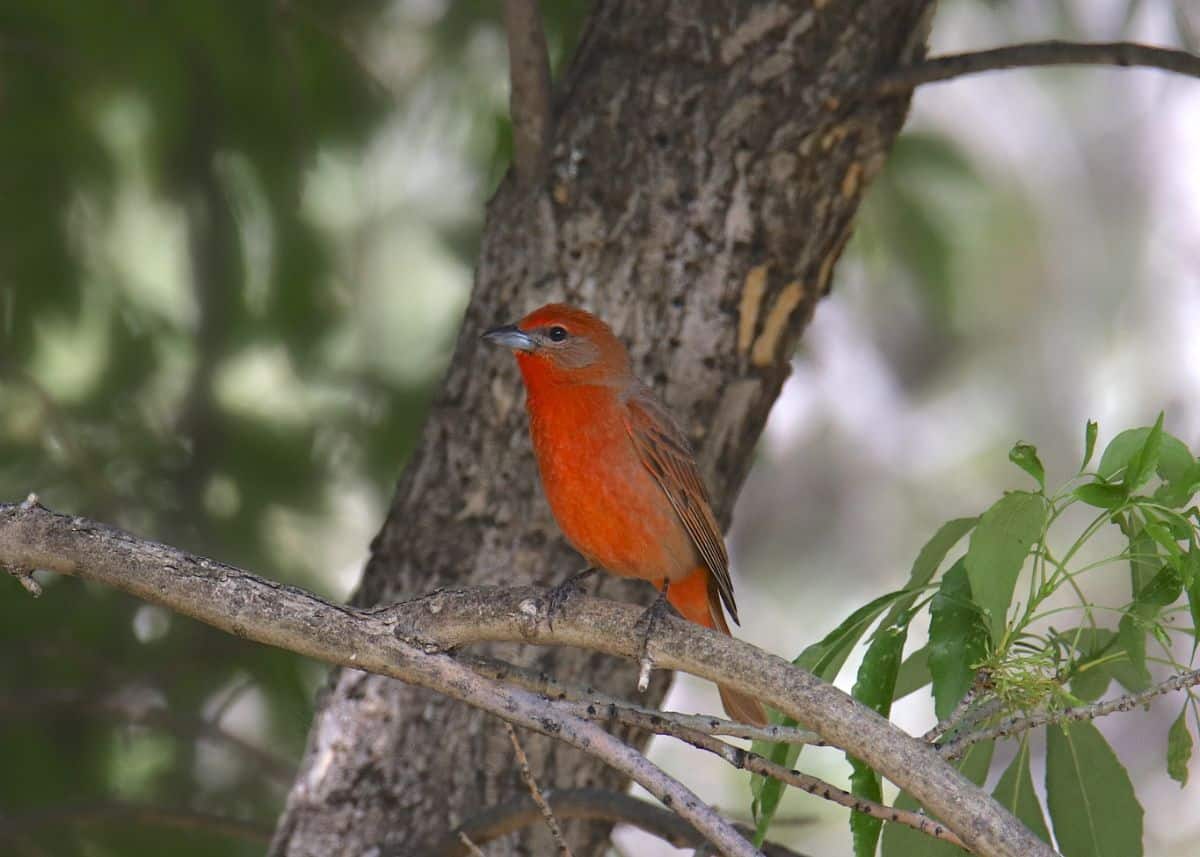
[0,1,1196,855]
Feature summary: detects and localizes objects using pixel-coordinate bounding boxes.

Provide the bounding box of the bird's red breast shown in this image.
[521,374,699,583]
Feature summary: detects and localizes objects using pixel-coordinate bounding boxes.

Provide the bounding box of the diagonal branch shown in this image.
[591,703,967,850]
[878,40,1200,95]
[433,788,813,857]
[504,722,574,856]
[0,499,1053,857]
[459,653,951,841]
[0,498,756,857]
[459,651,822,745]
[502,0,553,184]
[940,667,1200,761]
[456,831,487,857]
[459,652,960,842]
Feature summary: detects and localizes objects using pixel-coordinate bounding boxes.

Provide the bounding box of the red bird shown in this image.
[483,303,767,725]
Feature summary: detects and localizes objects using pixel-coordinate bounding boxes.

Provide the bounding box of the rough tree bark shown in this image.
[271,1,934,854]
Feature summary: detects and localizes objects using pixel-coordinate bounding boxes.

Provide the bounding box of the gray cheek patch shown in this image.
[551,338,601,369]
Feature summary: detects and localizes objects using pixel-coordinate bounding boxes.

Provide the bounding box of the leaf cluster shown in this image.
[754,415,1200,856]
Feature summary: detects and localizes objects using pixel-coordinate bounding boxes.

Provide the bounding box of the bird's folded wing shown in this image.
[622,387,739,624]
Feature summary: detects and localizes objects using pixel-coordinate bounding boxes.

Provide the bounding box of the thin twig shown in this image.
[0,499,1057,857]
[457,831,487,857]
[599,705,968,852]
[940,668,1200,760]
[459,652,822,746]
[504,722,574,857]
[878,40,1200,95]
[922,673,997,743]
[947,697,1004,740]
[433,788,814,857]
[502,0,552,183]
[8,564,40,596]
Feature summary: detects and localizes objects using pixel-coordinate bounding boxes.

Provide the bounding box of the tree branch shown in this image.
[0,499,1053,857]
[504,723,574,856]
[592,703,967,850]
[461,658,937,846]
[456,831,487,857]
[434,788,813,857]
[940,667,1200,761]
[0,499,756,857]
[458,654,952,841]
[878,40,1200,95]
[459,651,822,745]
[502,0,552,184]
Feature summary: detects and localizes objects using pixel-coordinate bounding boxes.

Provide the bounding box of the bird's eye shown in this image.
[548,325,568,342]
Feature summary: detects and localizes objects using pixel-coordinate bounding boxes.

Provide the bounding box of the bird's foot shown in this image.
[541,566,598,629]
[633,583,677,691]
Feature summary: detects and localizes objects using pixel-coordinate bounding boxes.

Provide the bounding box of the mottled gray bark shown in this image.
[273,1,934,854]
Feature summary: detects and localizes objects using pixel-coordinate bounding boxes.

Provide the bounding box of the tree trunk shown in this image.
[270,1,932,854]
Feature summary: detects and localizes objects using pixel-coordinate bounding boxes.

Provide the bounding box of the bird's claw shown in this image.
[541,566,597,630]
[633,585,676,690]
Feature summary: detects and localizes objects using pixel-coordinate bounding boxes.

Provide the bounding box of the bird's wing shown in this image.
[622,385,738,624]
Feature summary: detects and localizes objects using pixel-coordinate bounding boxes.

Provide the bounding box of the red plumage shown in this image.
[485,303,766,726]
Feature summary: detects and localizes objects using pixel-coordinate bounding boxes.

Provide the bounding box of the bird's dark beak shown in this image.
[481,324,537,352]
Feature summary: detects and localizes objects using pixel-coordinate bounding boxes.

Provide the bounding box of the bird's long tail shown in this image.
[666,569,768,726]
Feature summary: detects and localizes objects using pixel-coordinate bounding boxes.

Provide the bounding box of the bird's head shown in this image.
[482,303,631,387]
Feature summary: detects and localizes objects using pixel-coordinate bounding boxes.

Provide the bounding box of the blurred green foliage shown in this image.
[756,418,1200,856]
[0,2,588,854]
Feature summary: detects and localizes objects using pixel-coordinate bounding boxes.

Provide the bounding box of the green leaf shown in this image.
[1073,481,1128,509]
[908,518,980,588]
[880,739,994,857]
[965,491,1048,643]
[1188,556,1200,656]
[1110,655,1152,695]
[1098,421,1193,499]
[1116,613,1152,692]
[1045,721,1144,857]
[1183,541,1200,589]
[880,517,978,630]
[893,644,931,701]
[1124,520,1161,597]
[1123,412,1164,492]
[992,742,1051,843]
[755,520,975,840]
[1155,465,1200,509]
[1168,706,1193,787]
[753,589,910,840]
[1009,442,1045,489]
[793,589,912,678]
[848,625,907,857]
[1070,663,1112,702]
[1143,520,1185,564]
[1081,419,1099,471]
[1060,627,1118,702]
[1116,564,1182,692]
[928,560,988,720]
[851,628,907,718]
[1135,564,1183,610]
